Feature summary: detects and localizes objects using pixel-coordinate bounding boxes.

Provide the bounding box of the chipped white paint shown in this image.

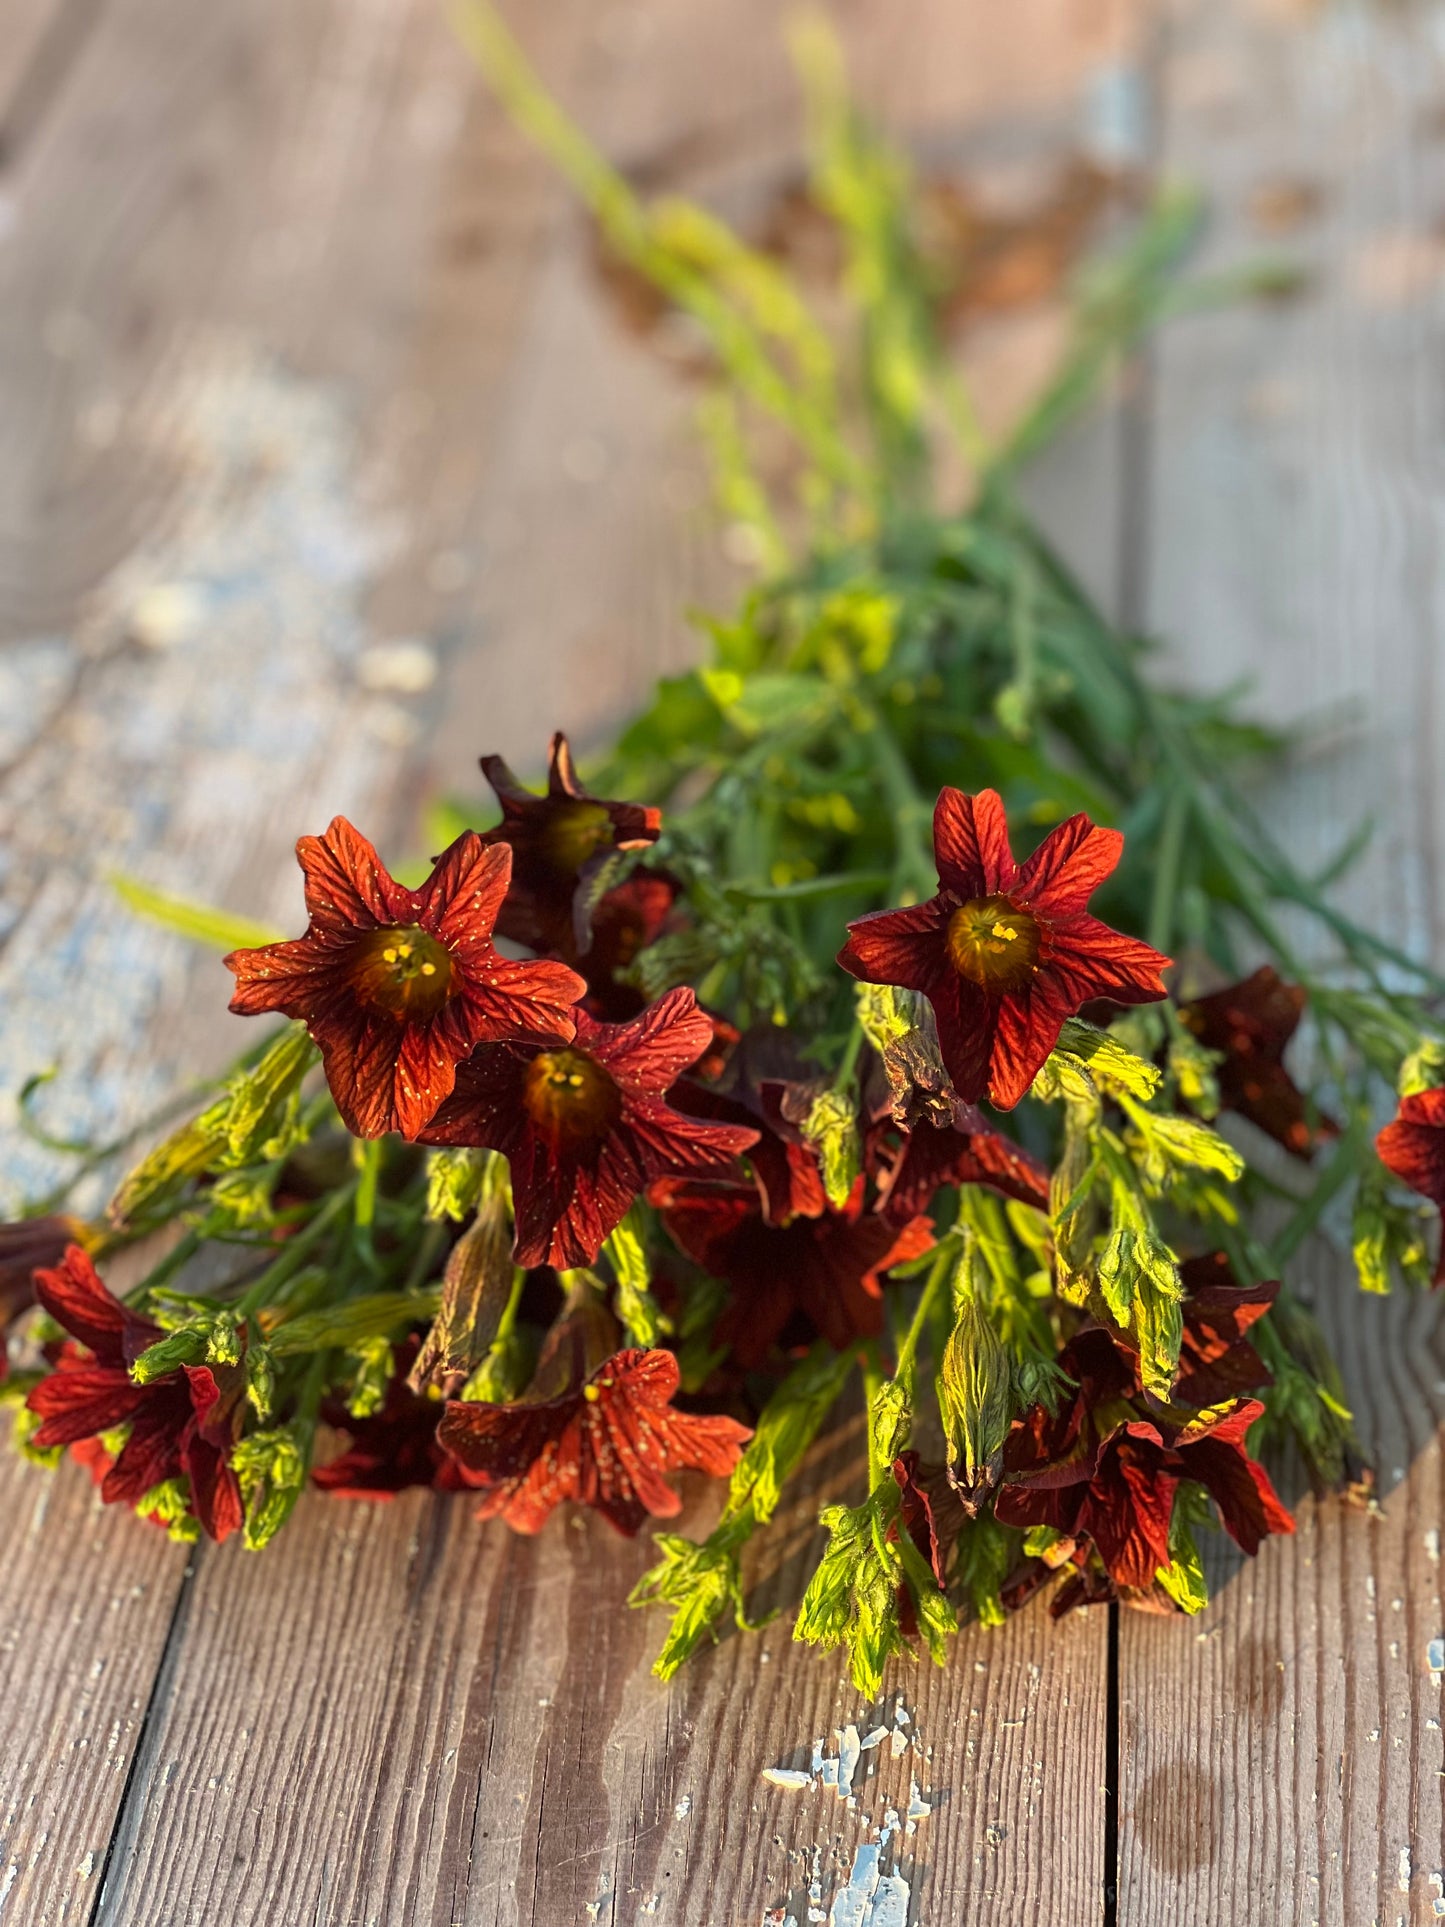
[1426,1529,1440,1566]
[673,1794,692,1821]
[1427,1639,1445,1676]
[835,1726,861,1801]
[1429,1870,1445,1916]
[761,1768,813,1791]
[1399,1847,1412,1893]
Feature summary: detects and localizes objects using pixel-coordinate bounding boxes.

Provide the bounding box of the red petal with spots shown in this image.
[226,822,586,1140]
[478,731,663,958]
[420,990,756,1270]
[1378,1090,1445,1283]
[438,1347,749,1538]
[840,789,1169,1111]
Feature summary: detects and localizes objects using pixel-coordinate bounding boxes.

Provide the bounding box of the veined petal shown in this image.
[593,986,719,1095]
[933,787,1017,899]
[927,971,998,1107]
[838,899,948,991]
[462,956,584,1046]
[988,977,1077,1110]
[1015,813,1124,913]
[297,817,414,932]
[417,834,513,958]
[1043,914,1171,1007]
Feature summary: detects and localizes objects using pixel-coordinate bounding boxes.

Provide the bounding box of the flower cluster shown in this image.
[3,732,1430,1692]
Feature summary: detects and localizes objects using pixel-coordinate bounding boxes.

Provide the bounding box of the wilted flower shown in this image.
[438,1345,750,1536]
[226,819,586,1140]
[839,788,1169,1110]
[873,1117,1049,1221]
[651,1175,933,1368]
[479,731,662,958]
[26,1247,244,1541]
[314,1339,461,1499]
[1376,1087,1445,1283]
[996,1317,1292,1601]
[1180,967,1333,1159]
[580,871,684,1018]
[419,988,757,1268]
[0,1216,84,1371]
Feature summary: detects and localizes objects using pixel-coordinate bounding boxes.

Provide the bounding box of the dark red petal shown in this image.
[1015,813,1124,914]
[988,976,1078,1111]
[1043,915,1171,1009]
[837,900,948,992]
[461,957,585,1047]
[296,817,415,932]
[927,971,999,1108]
[27,1366,146,1447]
[416,834,512,959]
[877,1119,1049,1220]
[1378,1089,1445,1208]
[590,987,720,1095]
[1080,1445,1176,1588]
[414,1045,529,1152]
[185,1433,245,1542]
[932,787,1016,899]
[32,1247,132,1360]
[224,935,352,1020]
[626,1095,757,1178]
[1180,1403,1294,1554]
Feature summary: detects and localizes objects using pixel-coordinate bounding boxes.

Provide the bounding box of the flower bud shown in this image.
[938,1292,1011,1516]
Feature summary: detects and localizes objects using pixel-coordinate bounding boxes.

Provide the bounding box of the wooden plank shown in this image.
[0,0,575,1906]
[91,1420,1108,1926]
[0,1445,188,1926]
[1118,0,1445,1918]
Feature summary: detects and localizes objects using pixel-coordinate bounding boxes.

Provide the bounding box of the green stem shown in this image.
[1148,785,1189,956]
[1267,1116,1368,1270]
[236,1187,355,1319]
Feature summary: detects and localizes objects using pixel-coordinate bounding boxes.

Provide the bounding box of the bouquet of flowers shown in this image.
[7,9,1444,1697]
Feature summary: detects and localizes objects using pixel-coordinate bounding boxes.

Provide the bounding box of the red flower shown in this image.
[25,1247,244,1541]
[1173,1253,1278,1406]
[995,1320,1292,1600]
[1377,1087,1445,1283]
[579,871,684,1020]
[479,731,662,959]
[652,1175,933,1369]
[0,1215,82,1373]
[1180,966,1335,1159]
[873,1117,1049,1221]
[437,1346,750,1536]
[838,788,1170,1110]
[670,1042,829,1227]
[313,1340,461,1499]
[418,988,758,1268]
[225,818,585,1140]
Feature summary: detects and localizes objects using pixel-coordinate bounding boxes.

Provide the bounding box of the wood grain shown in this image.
[91,1414,1107,1926]
[0,0,1166,1920]
[1118,1,1445,1919]
[0,1444,189,1927]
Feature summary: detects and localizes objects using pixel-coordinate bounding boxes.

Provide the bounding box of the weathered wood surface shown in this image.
[0,2,1133,1923]
[1118,2,1445,1921]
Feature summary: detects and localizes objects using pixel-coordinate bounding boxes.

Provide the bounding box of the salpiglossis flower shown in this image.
[0,1215,85,1374]
[479,731,662,958]
[1376,1087,1445,1283]
[26,1247,244,1541]
[438,1346,750,1536]
[995,1308,1292,1603]
[579,870,683,1019]
[838,788,1170,1110]
[1180,966,1334,1159]
[418,987,758,1268]
[651,1175,933,1369]
[313,1339,462,1499]
[225,818,586,1140]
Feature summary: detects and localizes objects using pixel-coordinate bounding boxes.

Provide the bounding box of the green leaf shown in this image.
[111,875,283,951]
